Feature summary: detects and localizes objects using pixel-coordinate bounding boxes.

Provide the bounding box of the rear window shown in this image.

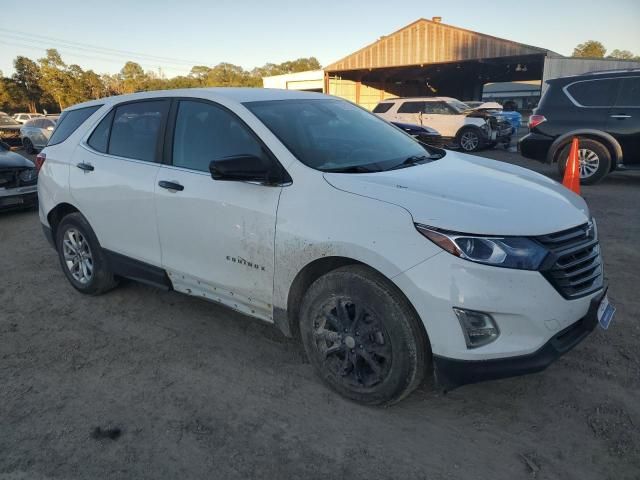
[566,78,620,107]
[372,103,393,113]
[48,105,101,146]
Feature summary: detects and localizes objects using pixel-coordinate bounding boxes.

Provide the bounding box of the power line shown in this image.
[0,28,211,66]
[0,39,191,74]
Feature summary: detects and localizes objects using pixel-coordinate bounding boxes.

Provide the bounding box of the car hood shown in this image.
[323,153,589,236]
[0,149,35,168]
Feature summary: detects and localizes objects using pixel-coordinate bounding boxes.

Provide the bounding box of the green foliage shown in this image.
[0,50,321,113]
[572,40,607,58]
[607,49,639,60]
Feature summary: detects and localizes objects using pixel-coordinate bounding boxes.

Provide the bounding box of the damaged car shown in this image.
[373,97,512,151]
[0,114,23,147]
[0,141,38,211]
[37,89,612,405]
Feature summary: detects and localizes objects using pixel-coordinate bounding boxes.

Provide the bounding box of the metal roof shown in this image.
[325,18,552,72]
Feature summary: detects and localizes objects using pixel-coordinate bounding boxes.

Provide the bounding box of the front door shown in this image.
[154,99,282,321]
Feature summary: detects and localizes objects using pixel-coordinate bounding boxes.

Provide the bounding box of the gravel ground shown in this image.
[1,146,639,480]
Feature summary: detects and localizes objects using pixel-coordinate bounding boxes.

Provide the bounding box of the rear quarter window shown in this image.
[48,105,102,146]
[373,103,394,113]
[565,78,620,107]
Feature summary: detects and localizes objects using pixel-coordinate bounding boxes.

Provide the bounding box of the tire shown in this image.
[299,265,429,406]
[556,138,611,185]
[22,137,35,154]
[55,212,118,295]
[456,127,483,152]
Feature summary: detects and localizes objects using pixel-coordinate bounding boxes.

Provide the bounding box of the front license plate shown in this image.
[491,131,497,140]
[597,295,615,330]
[0,196,24,206]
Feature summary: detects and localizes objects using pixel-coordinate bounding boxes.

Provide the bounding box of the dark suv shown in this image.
[519,69,639,184]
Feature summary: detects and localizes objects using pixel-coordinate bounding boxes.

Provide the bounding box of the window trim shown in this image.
[163,97,292,185]
[562,77,623,109]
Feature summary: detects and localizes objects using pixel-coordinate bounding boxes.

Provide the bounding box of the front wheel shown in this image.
[299,265,429,406]
[22,137,35,154]
[556,138,611,185]
[55,213,118,295]
[457,128,483,152]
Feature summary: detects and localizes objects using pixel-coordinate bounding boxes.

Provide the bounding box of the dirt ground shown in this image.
[1,147,639,479]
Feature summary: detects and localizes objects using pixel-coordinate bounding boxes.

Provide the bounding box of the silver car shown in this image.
[13,112,44,124]
[20,116,58,153]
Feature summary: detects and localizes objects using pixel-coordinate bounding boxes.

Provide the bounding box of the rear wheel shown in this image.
[22,137,35,154]
[299,265,429,406]
[556,138,611,185]
[55,213,118,295]
[457,127,483,152]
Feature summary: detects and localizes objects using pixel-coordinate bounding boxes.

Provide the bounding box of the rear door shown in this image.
[154,99,282,321]
[69,99,169,266]
[608,76,640,165]
[564,77,619,131]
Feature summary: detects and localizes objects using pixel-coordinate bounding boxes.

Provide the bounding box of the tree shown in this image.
[38,49,72,110]
[120,61,147,93]
[12,56,43,112]
[607,49,638,60]
[572,40,606,58]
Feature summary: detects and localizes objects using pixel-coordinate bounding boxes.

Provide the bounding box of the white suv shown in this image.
[373,97,512,151]
[37,88,613,405]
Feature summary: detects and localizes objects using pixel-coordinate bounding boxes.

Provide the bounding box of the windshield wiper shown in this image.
[323,165,377,173]
[384,155,433,171]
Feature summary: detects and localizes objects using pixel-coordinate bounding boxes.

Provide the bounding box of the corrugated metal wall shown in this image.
[542,57,640,92]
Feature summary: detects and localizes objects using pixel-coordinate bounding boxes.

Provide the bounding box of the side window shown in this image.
[566,79,620,107]
[397,102,425,114]
[108,101,169,162]
[87,110,114,153]
[372,103,393,113]
[616,77,640,107]
[423,102,453,115]
[172,100,263,172]
[48,105,102,146]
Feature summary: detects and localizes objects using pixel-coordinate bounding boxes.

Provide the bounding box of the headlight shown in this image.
[19,168,38,182]
[415,224,548,270]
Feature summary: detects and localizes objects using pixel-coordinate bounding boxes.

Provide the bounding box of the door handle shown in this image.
[158,180,184,191]
[610,114,631,119]
[76,162,94,172]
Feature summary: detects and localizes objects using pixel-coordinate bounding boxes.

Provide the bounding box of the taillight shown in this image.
[35,152,46,173]
[528,115,546,130]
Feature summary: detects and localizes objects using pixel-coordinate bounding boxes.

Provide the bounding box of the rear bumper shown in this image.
[434,287,605,390]
[519,132,554,162]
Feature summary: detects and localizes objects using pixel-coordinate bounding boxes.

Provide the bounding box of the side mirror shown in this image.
[209,154,270,183]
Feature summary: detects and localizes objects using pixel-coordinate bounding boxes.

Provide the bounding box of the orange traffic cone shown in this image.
[562,137,581,195]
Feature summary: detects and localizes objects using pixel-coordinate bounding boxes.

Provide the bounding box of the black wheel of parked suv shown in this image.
[22,137,35,154]
[556,138,611,185]
[456,127,483,152]
[299,265,429,406]
[55,213,118,295]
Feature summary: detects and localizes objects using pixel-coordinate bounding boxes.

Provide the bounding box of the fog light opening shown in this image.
[453,308,500,349]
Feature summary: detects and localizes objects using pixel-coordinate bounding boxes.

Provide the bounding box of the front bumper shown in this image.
[433,287,605,389]
[0,185,37,210]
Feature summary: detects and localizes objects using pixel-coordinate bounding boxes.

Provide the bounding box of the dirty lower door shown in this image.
[154,99,282,322]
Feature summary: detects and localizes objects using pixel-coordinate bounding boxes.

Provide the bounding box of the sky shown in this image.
[1,0,639,77]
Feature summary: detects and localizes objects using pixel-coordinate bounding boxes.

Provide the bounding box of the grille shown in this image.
[536,222,603,299]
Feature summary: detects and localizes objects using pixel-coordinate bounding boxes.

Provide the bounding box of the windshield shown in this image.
[245,99,442,173]
[447,99,472,113]
[0,116,20,126]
